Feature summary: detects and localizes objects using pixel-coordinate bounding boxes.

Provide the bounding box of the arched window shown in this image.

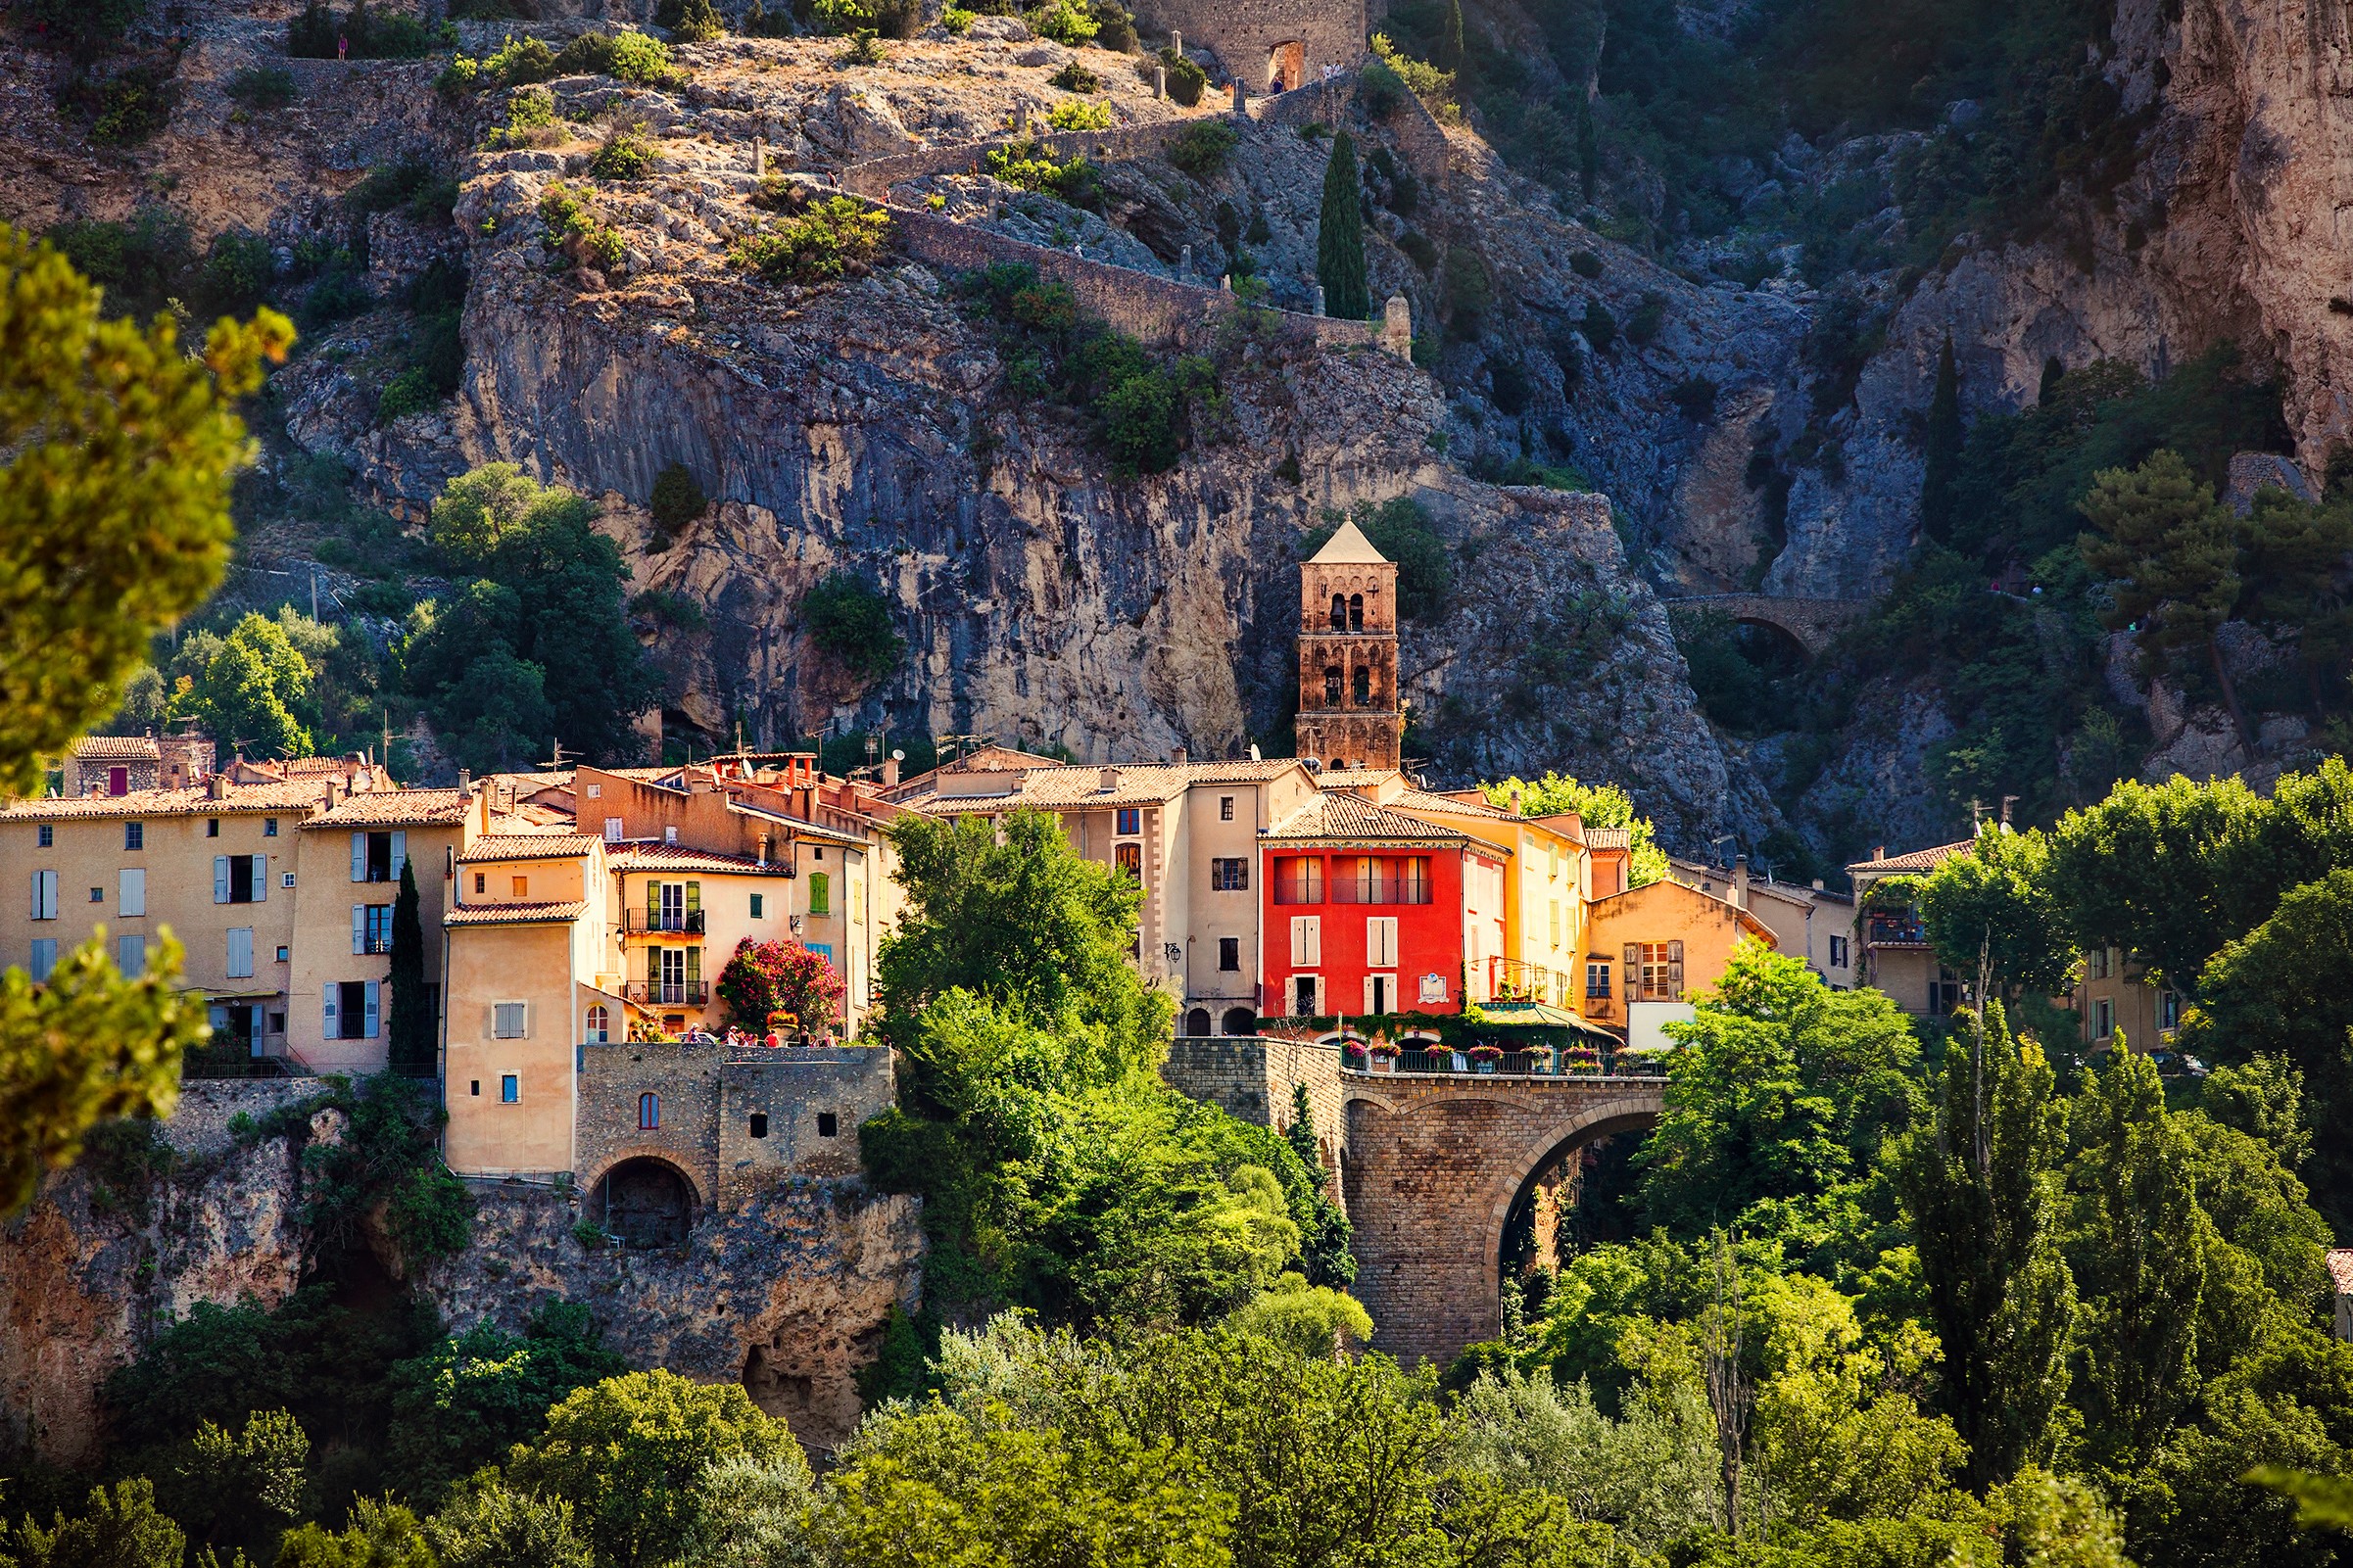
[1353,666,1371,705]
[1348,593,1364,631]
[1329,594,1348,631]
[1323,666,1343,705]
[1221,1007,1258,1035]
[586,1004,609,1044]
[1184,1007,1212,1036]
[638,1092,660,1130]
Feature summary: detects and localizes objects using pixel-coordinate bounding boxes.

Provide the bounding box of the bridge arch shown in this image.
[1660,594,1870,659]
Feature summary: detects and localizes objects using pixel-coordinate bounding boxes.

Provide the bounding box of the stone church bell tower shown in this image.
[1294,519,1403,772]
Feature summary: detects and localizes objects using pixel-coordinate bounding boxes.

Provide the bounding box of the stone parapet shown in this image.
[1164,1034,1348,1194]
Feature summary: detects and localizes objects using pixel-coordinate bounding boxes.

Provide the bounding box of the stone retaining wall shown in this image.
[163,1078,325,1158]
[1163,1034,1348,1196]
[840,119,1201,199]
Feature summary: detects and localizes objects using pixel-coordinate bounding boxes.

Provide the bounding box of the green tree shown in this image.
[1896,1001,2075,1489]
[428,461,545,568]
[1903,823,2078,997]
[682,1452,820,1568]
[2239,487,2353,720]
[2,933,209,1213]
[422,1477,593,1568]
[1640,943,1920,1234]
[1223,1271,1373,1357]
[382,1301,626,1505]
[273,1498,435,1568]
[385,860,431,1075]
[188,611,314,759]
[1438,0,1465,71]
[154,1408,310,1558]
[1479,771,1668,885]
[506,1370,804,1568]
[1316,130,1370,322]
[1,223,289,797]
[1920,335,1962,544]
[2065,1048,2208,1474]
[2078,449,2255,754]
[2,1479,185,1568]
[669,0,725,41]
[800,573,903,686]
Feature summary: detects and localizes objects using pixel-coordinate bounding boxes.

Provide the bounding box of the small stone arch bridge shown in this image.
[1165,1037,1665,1367]
[1660,594,1872,658]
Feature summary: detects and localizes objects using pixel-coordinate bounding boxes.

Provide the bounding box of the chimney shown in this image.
[1810,878,1824,891]
[1873,844,1885,861]
[1174,746,1188,765]
[1099,766,1120,791]
[324,778,342,810]
[207,773,228,801]
[458,769,472,795]
[882,755,900,787]
[1509,785,1523,816]
[1733,853,1750,911]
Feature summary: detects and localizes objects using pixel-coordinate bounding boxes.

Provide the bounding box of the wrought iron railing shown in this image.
[623,981,709,1006]
[1350,1048,1645,1077]
[1866,912,1928,945]
[623,909,706,934]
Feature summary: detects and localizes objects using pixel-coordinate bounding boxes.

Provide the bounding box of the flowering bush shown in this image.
[716,936,845,1032]
[1342,1039,1368,1064]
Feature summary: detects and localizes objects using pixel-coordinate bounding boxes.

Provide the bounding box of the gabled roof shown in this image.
[306,788,469,828]
[456,833,599,863]
[2329,1249,2353,1296]
[0,780,329,821]
[71,736,162,760]
[1583,827,1631,851]
[1264,792,1470,844]
[896,759,1307,813]
[607,841,795,876]
[445,900,589,927]
[1390,785,1517,821]
[1309,518,1391,566]
[1846,841,1973,875]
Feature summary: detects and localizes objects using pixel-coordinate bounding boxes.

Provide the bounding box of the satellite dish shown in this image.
[890,749,905,762]
[1248,743,1262,762]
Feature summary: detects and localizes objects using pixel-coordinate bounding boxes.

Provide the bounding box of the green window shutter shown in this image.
[648,879,660,917]
[687,946,701,984]
[645,946,658,984]
[686,880,700,913]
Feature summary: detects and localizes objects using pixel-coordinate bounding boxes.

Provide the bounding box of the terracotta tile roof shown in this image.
[445,899,589,927]
[902,759,1304,813]
[2330,1249,2353,1295]
[0,780,327,820]
[1265,792,1471,844]
[456,833,599,863]
[725,802,875,846]
[607,841,794,876]
[1583,827,1631,850]
[307,788,469,828]
[1846,840,1973,875]
[276,756,361,778]
[71,736,162,759]
[1390,786,1518,821]
[1318,768,1401,786]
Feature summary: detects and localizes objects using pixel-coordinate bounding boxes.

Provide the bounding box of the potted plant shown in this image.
[1467,1042,1504,1072]
[1563,1043,1602,1076]
[1342,1038,1369,1068]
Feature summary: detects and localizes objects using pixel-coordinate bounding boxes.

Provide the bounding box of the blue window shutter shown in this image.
[251,855,267,902]
[351,832,365,882]
[391,832,408,877]
[352,905,364,956]
[363,982,380,1038]
[323,987,339,1037]
[215,856,230,904]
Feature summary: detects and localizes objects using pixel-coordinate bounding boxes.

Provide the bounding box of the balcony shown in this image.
[623,909,706,935]
[1866,912,1930,948]
[623,981,709,1007]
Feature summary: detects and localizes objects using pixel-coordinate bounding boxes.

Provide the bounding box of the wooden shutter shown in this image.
[686,945,701,985]
[227,927,253,978]
[363,982,380,1038]
[685,880,700,914]
[648,879,661,918]
[323,986,340,1038]
[250,855,267,902]
[390,832,407,877]
[351,832,366,882]
[216,856,232,904]
[352,905,365,955]
[1667,939,1684,999]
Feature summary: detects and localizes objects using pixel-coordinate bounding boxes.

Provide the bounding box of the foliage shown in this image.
[981,138,1095,200]
[728,196,889,284]
[714,936,848,1033]
[0,1479,185,1568]
[385,861,431,1076]
[1479,772,1667,885]
[1920,336,1963,543]
[17,0,149,60]
[287,3,434,59]
[1166,119,1238,178]
[422,1478,593,1568]
[1,933,206,1214]
[1044,96,1112,131]
[151,1408,310,1559]
[648,462,706,541]
[1156,46,1207,107]
[1896,1002,2075,1488]
[551,30,681,86]
[1369,33,1456,118]
[1026,0,1096,44]
[669,0,726,42]
[273,1497,436,1567]
[1224,1271,1373,1356]
[1047,59,1100,92]
[1316,130,1370,322]
[0,224,291,797]
[589,127,658,181]
[799,572,903,685]
[184,610,315,758]
[506,1370,803,1568]
[1299,496,1451,621]
[381,1301,627,1505]
[537,184,625,272]
[1902,823,2079,997]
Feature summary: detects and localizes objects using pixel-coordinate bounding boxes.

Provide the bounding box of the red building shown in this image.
[1259,792,1507,1019]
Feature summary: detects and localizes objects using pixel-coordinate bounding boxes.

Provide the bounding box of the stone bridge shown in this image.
[1164,1038,1664,1367]
[1660,594,1873,657]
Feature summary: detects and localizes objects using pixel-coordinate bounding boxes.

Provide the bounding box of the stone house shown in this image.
[1130,0,1366,93]
[1845,839,1974,1017]
[1581,877,1778,1049]
[60,729,215,797]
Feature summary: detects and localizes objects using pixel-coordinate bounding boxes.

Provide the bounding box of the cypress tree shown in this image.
[386,858,433,1075]
[1317,130,1370,322]
[1439,0,1465,71]
[1920,333,1962,544]
[1576,92,1599,202]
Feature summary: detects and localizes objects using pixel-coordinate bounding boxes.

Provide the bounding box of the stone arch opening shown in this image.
[1267,39,1304,92]
[1726,615,1812,670]
[1221,1007,1258,1035]
[588,1154,698,1248]
[1184,1006,1213,1036]
[1493,1108,1660,1303]
[1329,594,1348,631]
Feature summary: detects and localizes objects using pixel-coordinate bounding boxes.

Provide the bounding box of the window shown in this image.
[276,944,290,964]
[1116,807,1141,836]
[1212,857,1249,890]
[123,821,143,851]
[501,1074,519,1104]
[1352,666,1370,705]
[1273,856,1324,905]
[639,1092,660,1129]
[28,938,57,982]
[812,845,824,861]
[1328,593,1347,630]
[1292,974,1319,1015]
[356,903,393,955]
[1332,856,1432,905]
[749,1113,769,1139]
[1219,936,1240,972]
[1628,941,1683,1001]
[89,884,103,903]
[264,818,278,836]
[805,872,831,914]
[511,876,529,898]
[494,1002,529,1039]
[117,869,145,917]
[36,825,52,848]
[107,766,127,796]
[470,1080,480,1096]
[117,934,144,978]
[282,872,295,887]
[1364,974,1393,1014]
[1220,795,1234,821]
[1366,916,1398,967]
[206,818,219,836]
[325,980,378,1040]
[215,855,266,904]
[2094,998,2115,1039]
[1828,935,1849,969]
[226,927,255,979]
[1322,666,1343,705]
[750,893,765,919]
[2089,946,2111,980]
[586,783,601,799]
[352,831,406,883]
[1586,961,1611,1000]
[1113,844,1141,882]
[1289,916,1321,967]
[28,869,57,922]
[1349,593,1365,631]
[817,1112,839,1138]
[664,825,678,844]
[2158,989,2182,1030]
[604,817,624,842]
[586,1004,609,1043]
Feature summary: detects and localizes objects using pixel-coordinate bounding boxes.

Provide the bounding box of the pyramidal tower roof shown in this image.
[1309,518,1391,565]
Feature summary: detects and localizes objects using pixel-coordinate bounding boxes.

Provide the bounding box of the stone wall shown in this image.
[1163,1034,1348,1196]
[716,1047,896,1205]
[580,1040,725,1206]
[840,121,1201,200]
[161,1078,326,1158]
[1129,0,1367,91]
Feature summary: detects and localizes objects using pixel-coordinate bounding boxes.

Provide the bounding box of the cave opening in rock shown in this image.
[589,1156,696,1248]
